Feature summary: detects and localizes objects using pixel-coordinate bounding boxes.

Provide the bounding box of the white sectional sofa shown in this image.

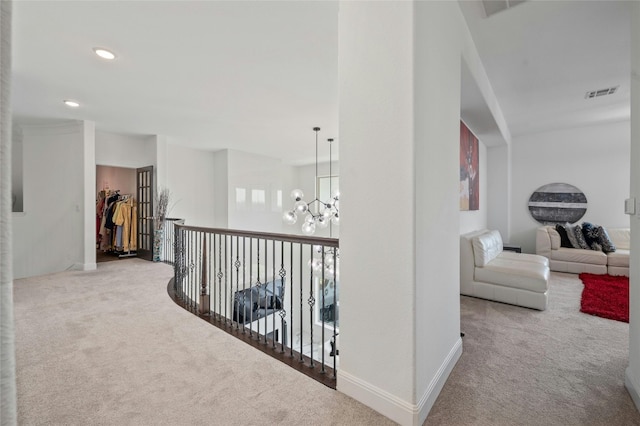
[535,226,630,276]
[461,230,550,310]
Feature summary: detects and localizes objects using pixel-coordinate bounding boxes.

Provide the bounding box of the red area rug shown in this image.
[579,273,629,323]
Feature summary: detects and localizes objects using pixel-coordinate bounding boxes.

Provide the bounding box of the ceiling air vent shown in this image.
[584,86,619,99]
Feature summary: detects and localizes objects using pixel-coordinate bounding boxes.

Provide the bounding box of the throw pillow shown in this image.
[582,222,601,250]
[596,226,616,253]
[555,224,573,248]
[573,225,590,250]
[564,223,581,249]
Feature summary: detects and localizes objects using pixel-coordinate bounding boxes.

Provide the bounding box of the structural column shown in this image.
[337,2,463,424]
[626,0,640,411]
[0,1,17,424]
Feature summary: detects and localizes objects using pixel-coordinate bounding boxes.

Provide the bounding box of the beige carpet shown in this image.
[14,261,640,425]
[427,272,640,426]
[14,259,392,426]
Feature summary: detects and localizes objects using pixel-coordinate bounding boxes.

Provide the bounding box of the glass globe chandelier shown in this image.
[283,127,340,236]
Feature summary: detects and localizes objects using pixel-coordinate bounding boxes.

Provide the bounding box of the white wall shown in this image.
[227,149,290,233]
[338,0,417,414]
[165,143,216,228]
[338,2,491,424]
[510,121,630,253]
[459,138,487,235]
[626,0,640,412]
[96,165,136,196]
[13,122,94,278]
[95,130,156,168]
[487,144,511,241]
[213,150,229,228]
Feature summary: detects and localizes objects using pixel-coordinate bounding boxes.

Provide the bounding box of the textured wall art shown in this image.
[460,121,479,211]
[528,182,587,224]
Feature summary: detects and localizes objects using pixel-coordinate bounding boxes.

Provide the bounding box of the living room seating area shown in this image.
[460,230,550,310]
[536,224,630,276]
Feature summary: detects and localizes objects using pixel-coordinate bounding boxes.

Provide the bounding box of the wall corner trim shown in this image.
[417,337,463,425]
[338,337,463,426]
[72,263,97,272]
[625,367,640,412]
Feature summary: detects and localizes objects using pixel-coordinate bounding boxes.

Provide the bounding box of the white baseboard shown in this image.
[626,367,640,412]
[338,337,463,426]
[72,263,97,271]
[417,337,463,425]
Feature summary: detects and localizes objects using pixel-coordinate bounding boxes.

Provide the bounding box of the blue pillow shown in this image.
[582,222,601,250]
[596,226,616,253]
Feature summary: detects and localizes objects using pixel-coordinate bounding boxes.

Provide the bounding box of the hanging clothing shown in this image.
[113,198,137,252]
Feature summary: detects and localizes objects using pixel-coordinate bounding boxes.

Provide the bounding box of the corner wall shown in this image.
[13,121,96,278]
[338,2,483,424]
[510,121,630,253]
[626,0,640,412]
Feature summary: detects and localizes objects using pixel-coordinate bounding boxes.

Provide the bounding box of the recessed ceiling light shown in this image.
[93,47,116,60]
[63,100,80,108]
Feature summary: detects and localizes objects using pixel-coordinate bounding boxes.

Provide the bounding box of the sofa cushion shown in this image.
[608,249,629,267]
[596,226,616,253]
[475,258,549,293]
[607,228,630,250]
[498,251,549,267]
[548,227,561,250]
[551,247,607,265]
[472,230,503,267]
[572,224,590,250]
[555,224,573,248]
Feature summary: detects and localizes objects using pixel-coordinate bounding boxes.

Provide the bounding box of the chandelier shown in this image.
[283,127,339,236]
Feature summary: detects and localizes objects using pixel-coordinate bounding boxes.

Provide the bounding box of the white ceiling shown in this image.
[11,1,631,165]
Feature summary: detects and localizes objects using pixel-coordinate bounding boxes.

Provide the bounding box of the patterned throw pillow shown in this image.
[564,223,581,249]
[555,224,573,248]
[573,225,590,250]
[582,222,601,250]
[596,226,616,253]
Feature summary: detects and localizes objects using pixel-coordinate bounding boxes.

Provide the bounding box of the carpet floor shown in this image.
[14,259,392,426]
[426,272,640,426]
[13,262,640,425]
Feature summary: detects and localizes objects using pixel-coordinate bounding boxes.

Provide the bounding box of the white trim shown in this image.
[71,263,97,271]
[337,337,463,426]
[626,367,640,412]
[417,337,463,425]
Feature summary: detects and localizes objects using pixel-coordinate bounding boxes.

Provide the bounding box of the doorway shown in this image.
[96,165,137,263]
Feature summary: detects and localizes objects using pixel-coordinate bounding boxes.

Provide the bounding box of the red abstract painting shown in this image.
[460,121,479,211]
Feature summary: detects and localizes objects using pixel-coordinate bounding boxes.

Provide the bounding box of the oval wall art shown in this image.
[528,183,588,225]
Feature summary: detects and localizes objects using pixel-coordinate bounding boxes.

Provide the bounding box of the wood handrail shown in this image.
[174,223,339,247]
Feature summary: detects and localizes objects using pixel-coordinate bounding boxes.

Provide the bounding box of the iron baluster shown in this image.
[263,237,268,345]
[217,234,223,323]
[241,236,247,334]
[321,244,326,374]
[272,239,276,349]
[333,248,338,378]
[278,241,287,354]
[308,244,316,368]
[299,243,303,362]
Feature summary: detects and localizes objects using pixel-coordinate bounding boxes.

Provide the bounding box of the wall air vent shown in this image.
[482,0,527,18]
[584,86,619,99]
